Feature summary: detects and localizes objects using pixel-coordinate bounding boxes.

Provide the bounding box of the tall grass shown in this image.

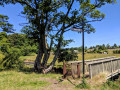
[0,70,62,90]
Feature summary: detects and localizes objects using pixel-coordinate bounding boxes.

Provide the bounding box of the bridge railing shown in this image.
[88,57,120,79]
[64,56,115,78]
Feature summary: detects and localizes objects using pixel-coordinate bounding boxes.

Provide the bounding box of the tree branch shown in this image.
[15,0,34,9]
[86,18,103,23]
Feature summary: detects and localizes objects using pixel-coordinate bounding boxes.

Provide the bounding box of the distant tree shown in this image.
[78,46,82,52]
[113,43,117,49]
[85,46,87,52]
[89,46,94,49]
[102,44,106,50]
[106,44,110,49]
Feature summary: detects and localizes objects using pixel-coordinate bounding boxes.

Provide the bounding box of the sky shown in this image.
[0,0,120,48]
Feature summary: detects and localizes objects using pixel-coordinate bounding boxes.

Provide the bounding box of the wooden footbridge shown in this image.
[63,56,120,79]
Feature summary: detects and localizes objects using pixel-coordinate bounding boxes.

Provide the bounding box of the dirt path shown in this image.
[39,77,74,90]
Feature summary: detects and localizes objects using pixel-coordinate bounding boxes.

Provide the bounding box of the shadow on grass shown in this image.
[18,64,63,75]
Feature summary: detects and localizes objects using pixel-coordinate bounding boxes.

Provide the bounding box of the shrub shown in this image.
[57,49,78,63]
[113,50,120,54]
[0,48,23,70]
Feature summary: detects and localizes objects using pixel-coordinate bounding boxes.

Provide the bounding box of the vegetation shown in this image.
[100,80,120,90]
[0,70,119,90]
[0,0,119,89]
[113,50,120,54]
[57,49,78,63]
[0,70,62,90]
[0,32,38,56]
[0,14,14,33]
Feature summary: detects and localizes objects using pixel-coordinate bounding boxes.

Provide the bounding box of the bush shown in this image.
[0,48,23,70]
[57,49,78,63]
[113,50,120,54]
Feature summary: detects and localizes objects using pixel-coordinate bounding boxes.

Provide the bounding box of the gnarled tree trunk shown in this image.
[34,42,43,71]
[34,51,43,71]
[42,31,64,73]
[42,52,50,68]
[42,49,60,74]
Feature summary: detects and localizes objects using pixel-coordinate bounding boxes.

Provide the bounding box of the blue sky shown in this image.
[0,0,120,48]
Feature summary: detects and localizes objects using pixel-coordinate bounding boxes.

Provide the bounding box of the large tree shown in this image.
[2,0,116,73]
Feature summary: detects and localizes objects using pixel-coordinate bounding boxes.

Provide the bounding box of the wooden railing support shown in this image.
[77,63,80,78]
[63,62,66,79]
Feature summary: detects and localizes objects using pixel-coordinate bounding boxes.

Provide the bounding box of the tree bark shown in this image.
[42,50,59,74]
[42,53,50,68]
[34,50,43,71]
[41,31,50,68]
[43,30,64,73]
[34,38,43,71]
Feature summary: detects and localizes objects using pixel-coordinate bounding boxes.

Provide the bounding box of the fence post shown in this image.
[89,64,92,79]
[71,63,75,79]
[63,62,66,79]
[111,60,113,73]
[77,63,80,78]
[102,62,104,72]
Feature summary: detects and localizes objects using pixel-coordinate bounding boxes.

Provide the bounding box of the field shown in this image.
[0,49,120,90]
[20,49,120,67]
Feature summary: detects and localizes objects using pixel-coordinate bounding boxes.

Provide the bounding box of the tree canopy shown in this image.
[0,14,14,33]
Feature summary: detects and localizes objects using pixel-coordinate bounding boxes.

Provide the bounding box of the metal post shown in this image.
[82,29,85,77]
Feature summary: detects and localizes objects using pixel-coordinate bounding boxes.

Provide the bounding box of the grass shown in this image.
[0,70,119,90]
[20,50,120,67]
[0,70,62,90]
[100,80,120,90]
[78,53,120,60]
[0,49,120,89]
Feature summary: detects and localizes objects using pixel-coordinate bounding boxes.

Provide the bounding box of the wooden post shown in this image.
[77,63,80,78]
[89,64,92,79]
[71,63,74,79]
[111,60,113,73]
[102,62,104,72]
[63,62,66,79]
